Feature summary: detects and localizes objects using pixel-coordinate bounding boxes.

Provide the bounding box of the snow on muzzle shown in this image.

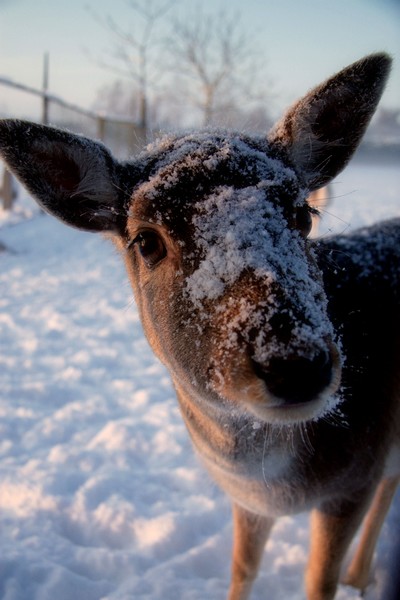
[184,185,342,422]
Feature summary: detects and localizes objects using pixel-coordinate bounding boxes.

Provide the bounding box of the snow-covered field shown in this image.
[0,157,399,600]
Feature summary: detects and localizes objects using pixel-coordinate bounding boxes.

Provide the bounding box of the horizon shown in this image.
[0,0,399,127]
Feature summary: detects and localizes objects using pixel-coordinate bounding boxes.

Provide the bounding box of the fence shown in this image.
[0,76,146,208]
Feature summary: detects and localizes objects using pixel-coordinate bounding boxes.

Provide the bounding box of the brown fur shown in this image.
[0,53,398,599]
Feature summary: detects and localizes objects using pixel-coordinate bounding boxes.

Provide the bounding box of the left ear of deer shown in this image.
[0,119,125,232]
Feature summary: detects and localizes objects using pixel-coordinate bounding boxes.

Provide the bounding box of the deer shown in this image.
[0,53,399,600]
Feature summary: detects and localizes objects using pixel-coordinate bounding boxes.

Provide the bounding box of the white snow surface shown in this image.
[0,158,400,600]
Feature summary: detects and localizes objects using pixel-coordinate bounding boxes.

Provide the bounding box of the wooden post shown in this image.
[1,168,15,210]
[42,52,49,125]
[97,115,106,141]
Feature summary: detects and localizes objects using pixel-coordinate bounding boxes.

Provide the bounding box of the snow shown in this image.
[184,178,337,405]
[186,184,300,303]
[0,157,400,599]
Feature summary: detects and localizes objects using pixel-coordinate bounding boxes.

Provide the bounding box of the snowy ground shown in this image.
[0,157,399,600]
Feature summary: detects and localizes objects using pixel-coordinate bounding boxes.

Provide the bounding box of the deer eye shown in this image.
[295,206,313,237]
[131,231,167,268]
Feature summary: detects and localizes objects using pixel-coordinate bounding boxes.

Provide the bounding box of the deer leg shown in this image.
[343,475,400,592]
[228,503,275,600]
[305,498,372,600]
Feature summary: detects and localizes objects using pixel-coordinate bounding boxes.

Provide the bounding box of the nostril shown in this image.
[252,351,333,404]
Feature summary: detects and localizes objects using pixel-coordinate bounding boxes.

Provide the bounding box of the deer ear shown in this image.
[269,53,392,189]
[0,119,124,232]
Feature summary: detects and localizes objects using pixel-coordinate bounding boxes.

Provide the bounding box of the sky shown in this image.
[0,0,399,123]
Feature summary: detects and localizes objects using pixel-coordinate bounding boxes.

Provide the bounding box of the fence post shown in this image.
[42,52,50,125]
[1,168,16,210]
[97,115,106,142]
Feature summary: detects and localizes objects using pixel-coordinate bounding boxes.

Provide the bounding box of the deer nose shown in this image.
[252,351,333,405]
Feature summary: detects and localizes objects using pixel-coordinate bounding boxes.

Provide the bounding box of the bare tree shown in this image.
[93,78,182,132]
[91,2,272,133]
[93,80,139,118]
[89,0,176,136]
[166,7,271,127]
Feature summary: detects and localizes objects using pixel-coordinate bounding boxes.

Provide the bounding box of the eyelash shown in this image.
[295,205,314,237]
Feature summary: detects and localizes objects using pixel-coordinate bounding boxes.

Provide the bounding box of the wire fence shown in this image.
[0,76,146,208]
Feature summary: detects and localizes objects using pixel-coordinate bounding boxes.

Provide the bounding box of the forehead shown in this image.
[127,131,303,226]
[125,131,318,316]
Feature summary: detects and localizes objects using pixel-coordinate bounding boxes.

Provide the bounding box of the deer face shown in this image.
[1,54,391,424]
[121,131,341,424]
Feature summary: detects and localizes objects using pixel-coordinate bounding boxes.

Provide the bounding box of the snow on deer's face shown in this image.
[124,130,341,424]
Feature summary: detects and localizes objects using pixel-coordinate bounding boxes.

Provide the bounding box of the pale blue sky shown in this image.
[0,0,399,120]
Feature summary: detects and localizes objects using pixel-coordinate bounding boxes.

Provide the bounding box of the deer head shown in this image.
[0,53,391,425]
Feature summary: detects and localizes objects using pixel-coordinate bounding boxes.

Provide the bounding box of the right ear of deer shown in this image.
[269,53,392,189]
[0,119,125,232]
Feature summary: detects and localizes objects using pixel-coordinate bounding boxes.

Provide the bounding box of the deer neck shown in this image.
[173,378,294,475]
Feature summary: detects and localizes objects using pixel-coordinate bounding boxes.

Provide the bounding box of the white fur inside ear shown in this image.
[71,146,118,206]
[268,53,392,189]
[269,98,329,186]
